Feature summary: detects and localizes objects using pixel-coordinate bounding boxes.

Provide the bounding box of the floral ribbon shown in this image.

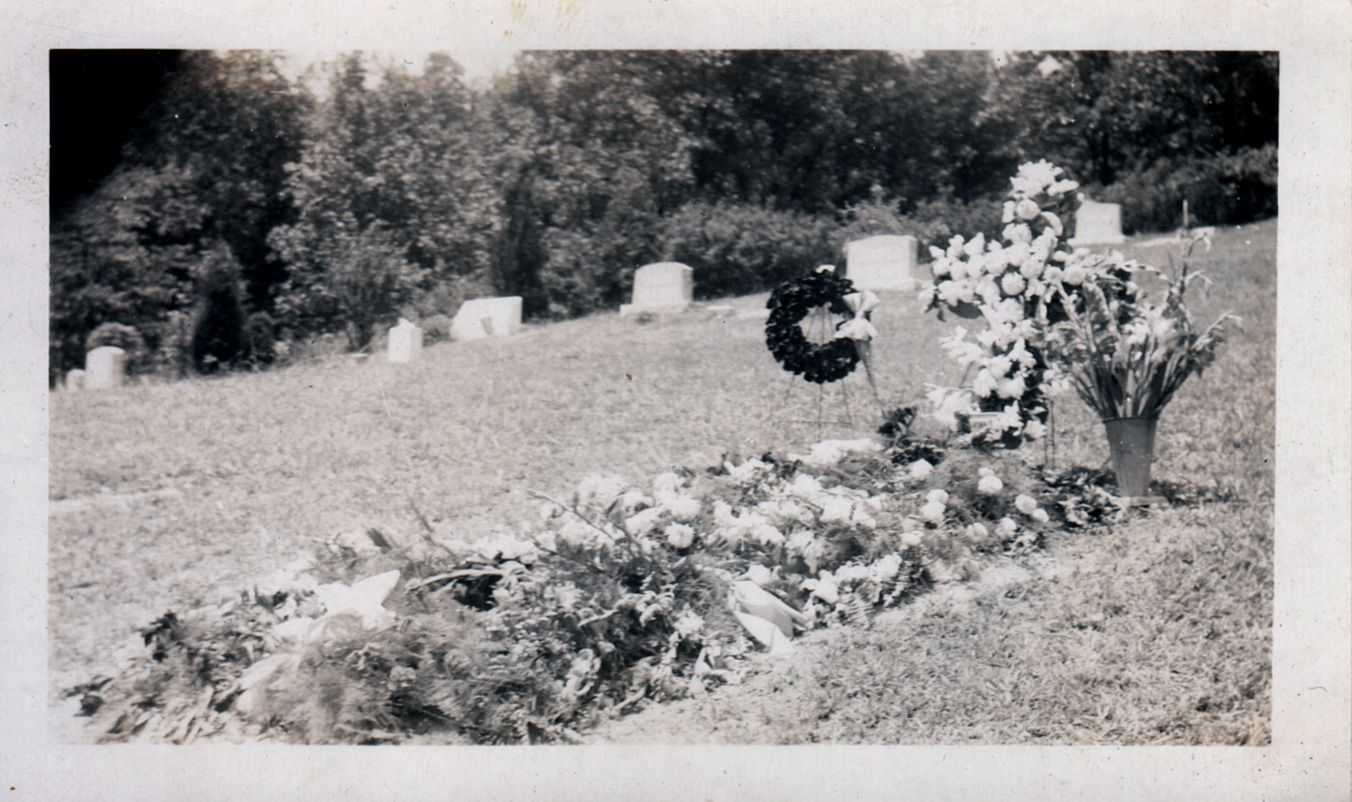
[834,290,880,342]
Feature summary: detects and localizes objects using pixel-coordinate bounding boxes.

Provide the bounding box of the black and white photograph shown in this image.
[3,1,1350,799]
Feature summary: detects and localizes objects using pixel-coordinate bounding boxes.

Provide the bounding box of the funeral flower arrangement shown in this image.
[1042,234,1237,421]
[68,435,1113,745]
[920,160,1138,446]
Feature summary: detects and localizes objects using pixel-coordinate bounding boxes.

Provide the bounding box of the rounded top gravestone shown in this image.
[85,346,127,389]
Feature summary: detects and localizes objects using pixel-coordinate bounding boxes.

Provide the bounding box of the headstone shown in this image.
[451,296,523,342]
[386,318,423,364]
[1071,200,1126,245]
[845,235,921,292]
[619,262,694,316]
[85,346,126,389]
[65,369,87,392]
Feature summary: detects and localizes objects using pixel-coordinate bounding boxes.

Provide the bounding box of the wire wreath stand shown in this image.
[768,269,888,441]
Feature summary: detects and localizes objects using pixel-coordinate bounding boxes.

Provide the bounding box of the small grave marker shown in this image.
[65,369,87,392]
[620,262,694,316]
[1071,199,1126,245]
[85,346,127,389]
[845,235,921,292]
[387,318,424,363]
[451,297,522,341]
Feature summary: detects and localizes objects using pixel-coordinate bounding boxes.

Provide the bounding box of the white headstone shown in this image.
[845,235,921,292]
[85,346,127,389]
[65,369,87,392]
[619,262,694,316]
[451,297,523,342]
[1071,200,1126,245]
[387,318,424,363]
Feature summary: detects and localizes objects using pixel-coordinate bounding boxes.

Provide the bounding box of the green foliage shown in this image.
[1092,146,1278,233]
[276,226,426,351]
[657,202,838,298]
[85,323,146,364]
[52,49,1277,375]
[190,247,248,373]
[242,312,277,369]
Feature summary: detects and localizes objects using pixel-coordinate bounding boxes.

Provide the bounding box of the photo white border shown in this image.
[3,0,1348,799]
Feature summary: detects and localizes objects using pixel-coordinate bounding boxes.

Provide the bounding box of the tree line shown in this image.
[49,49,1277,382]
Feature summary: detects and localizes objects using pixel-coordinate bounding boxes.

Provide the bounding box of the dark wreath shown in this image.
[764,269,867,384]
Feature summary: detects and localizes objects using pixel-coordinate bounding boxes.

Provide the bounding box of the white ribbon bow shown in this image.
[834,290,880,342]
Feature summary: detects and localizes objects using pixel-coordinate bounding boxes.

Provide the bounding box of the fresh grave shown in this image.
[64,414,1232,745]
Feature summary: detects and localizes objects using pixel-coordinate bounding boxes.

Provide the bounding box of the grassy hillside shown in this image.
[49,220,1275,743]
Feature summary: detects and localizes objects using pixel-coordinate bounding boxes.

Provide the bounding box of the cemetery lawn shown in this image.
[48,219,1275,744]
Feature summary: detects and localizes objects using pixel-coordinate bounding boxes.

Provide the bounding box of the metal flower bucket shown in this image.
[1102,417,1158,498]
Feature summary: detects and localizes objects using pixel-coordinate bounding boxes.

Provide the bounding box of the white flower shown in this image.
[851,506,877,530]
[926,489,949,505]
[624,507,663,536]
[977,475,1004,495]
[929,245,947,261]
[1003,223,1033,244]
[1015,198,1042,221]
[750,522,785,546]
[1015,494,1039,515]
[725,459,768,484]
[921,500,946,524]
[1000,272,1027,297]
[996,374,1027,399]
[901,530,924,548]
[871,554,903,582]
[657,491,702,521]
[744,563,774,586]
[908,459,935,480]
[787,474,824,498]
[1019,254,1047,280]
[966,522,989,541]
[665,522,695,549]
[987,354,1013,378]
[949,259,970,281]
[1023,419,1048,440]
[972,368,999,398]
[963,233,987,258]
[1041,211,1064,235]
[1062,265,1087,286]
[1001,200,1016,223]
[803,572,840,605]
[618,489,652,512]
[930,256,951,278]
[995,517,1019,538]
[1048,179,1080,197]
[819,496,854,524]
[557,519,596,548]
[1031,508,1051,525]
[926,385,977,430]
[651,471,684,494]
[674,611,705,639]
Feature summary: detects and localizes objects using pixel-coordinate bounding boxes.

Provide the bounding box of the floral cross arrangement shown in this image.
[921,160,1141,447]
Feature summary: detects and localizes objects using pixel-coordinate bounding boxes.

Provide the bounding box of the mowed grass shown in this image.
[49,220,1275,743]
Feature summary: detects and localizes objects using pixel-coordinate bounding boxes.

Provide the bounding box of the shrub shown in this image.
[242,312,277,368]
[1091,146,1277,234]
[657,202,839,298]
[150,311,193,379]
[84,321,145,359]
[418,314,454,345]
[190,247,247,374]
[834,194,1006,264]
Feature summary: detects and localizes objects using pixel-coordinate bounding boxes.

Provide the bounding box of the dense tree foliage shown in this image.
[49,49,1277,381]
